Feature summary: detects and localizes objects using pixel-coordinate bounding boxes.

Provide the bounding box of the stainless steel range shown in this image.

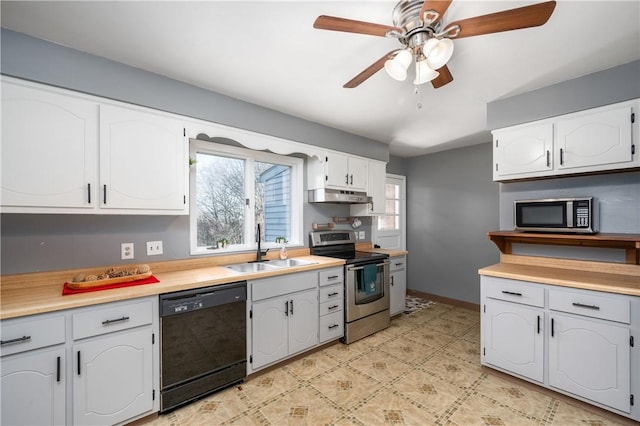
[310,230,390,344]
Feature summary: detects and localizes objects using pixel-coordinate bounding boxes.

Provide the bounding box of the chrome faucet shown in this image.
[256,223,268,262]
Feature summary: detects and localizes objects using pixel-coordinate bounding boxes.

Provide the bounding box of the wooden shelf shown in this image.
[487,231,640,265]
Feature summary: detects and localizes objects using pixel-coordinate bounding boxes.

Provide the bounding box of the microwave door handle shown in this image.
[567,200,573,228]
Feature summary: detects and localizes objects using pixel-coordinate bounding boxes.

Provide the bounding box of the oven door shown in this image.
[345,260,390,322]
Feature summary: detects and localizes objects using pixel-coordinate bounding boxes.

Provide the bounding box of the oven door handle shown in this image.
[347,261,390,271]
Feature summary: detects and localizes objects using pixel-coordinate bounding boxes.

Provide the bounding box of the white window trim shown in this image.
[189,139,304,256]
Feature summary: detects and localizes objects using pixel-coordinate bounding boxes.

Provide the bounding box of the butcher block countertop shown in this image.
[0,249,344,320]
[479,254,639,297]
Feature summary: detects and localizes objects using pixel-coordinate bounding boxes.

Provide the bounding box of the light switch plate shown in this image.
[146,240,163,256]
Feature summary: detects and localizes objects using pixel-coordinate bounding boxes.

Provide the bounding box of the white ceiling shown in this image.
[2,1,639,157]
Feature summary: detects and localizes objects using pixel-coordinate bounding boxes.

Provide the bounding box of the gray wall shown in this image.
[405,143,500,305]
[387,155,407,176]
[489,60,640,263]
[487,60,640,129]
[0,29,382,274]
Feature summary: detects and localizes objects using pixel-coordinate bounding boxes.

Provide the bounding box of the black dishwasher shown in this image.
[159,281,246,412]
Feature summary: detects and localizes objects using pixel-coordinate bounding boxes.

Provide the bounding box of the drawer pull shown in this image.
[102,316,130,326]
[328,324,339,330]
[328,292,339,297]
[0,335,31,346]
[572,302,600,310]
[327,275,339,280]
[394,262,403,267]
[328,304,339,311]
[501,291,522,296]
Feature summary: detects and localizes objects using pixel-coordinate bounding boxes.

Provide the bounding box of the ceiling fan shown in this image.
[313,0,556,89]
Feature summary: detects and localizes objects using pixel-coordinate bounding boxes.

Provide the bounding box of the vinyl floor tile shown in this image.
[143,300,634,426]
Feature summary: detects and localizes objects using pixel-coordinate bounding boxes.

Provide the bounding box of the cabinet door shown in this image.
[288,289,319,355]
[1,347,65,426]
[99,104,187,212]
[555,105,633,172]
[347,156,368,191]
[1,80,98,210]
[73,327,153,426]
[493,122,553,180]
[549,313,630,413]
[251,297,289,369]
[324,152,350,189]
[483,299,544,383]
[389,267,406,316]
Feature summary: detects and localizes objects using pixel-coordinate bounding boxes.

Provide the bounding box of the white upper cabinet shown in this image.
[308,151,368,192]
[324,151,367,191]
[350,160,386,216]
[1,79,98,210]
[493,122,553,179]
[555,105,633,171]
[99,105,187,212]
[1,77,188,214]
[492,99,639,181]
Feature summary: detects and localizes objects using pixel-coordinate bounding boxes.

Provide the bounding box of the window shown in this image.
[190,139,303,255]
[378,181,401,231]
[372,174,406,250]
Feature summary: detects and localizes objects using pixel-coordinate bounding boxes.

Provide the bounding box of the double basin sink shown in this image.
[224,258,317,274]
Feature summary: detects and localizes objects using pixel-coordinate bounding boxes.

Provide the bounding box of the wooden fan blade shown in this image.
[420,0,453,24]
[444,1,556,39]
[314,15,401,37]
[344,50,399,88]
[431,65,453,89]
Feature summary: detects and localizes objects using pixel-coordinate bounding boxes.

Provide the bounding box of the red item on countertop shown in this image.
[62,275,160,295]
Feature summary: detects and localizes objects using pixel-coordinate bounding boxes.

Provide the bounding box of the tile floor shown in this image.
[144,300,631,425]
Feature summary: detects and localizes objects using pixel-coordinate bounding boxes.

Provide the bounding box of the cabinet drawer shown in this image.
[319,311,343,343]
[73,299,153,340]
[319,268,343,287]
[251,271,317,301]
[1,315,65,356]
[320,299,343,316]
[482,276,544,308]
[390,257,406,272]
[549,288,630,324]
[319,283,343,303]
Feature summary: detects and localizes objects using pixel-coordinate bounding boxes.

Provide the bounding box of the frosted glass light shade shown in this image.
[423,38,454,70]
[414,59,440,85]
[384,49,413,81]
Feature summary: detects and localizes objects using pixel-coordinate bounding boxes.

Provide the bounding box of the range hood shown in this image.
[308,188,372,204]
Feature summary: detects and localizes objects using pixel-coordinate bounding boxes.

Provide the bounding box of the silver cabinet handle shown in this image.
[1,335,31,346]
[102,316,130,325]
[572,302,600,310]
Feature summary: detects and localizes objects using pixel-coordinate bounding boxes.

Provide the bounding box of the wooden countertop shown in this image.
[479,256,639,297]
[0,255,344,320]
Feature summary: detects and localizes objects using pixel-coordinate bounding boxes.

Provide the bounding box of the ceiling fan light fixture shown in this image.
[423,37,454,70]
[414,59,440,85]
[384,49,412,81]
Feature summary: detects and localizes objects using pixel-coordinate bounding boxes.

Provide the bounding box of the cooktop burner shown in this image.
[309,230,388,265]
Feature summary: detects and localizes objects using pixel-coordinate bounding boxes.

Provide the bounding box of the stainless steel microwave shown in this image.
[514,197,598,234]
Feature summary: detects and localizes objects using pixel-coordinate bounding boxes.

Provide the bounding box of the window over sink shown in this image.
[189,139,303,255]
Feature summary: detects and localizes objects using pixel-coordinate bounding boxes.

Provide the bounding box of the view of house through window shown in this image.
[190,140,302,254]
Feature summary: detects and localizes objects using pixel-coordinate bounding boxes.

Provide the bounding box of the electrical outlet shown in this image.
[121,243,134,260]
[147,240,163,256]
[359,231,365,240]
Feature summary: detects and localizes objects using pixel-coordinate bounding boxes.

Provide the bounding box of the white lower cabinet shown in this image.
[73,327,154,426]
[481,275,639,421]
[249,272,319,372]
[389,256,407,316]
[0,296,159,426]
[483,299,544,383]
[1,346,66,425]
[549,313,630,412]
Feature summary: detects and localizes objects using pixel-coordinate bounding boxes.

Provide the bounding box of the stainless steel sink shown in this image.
[267,258,317,268]
[224,258,317,273]
[224,262,280,274]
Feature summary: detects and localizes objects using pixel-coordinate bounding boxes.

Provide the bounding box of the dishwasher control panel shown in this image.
[159,281,247,317]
